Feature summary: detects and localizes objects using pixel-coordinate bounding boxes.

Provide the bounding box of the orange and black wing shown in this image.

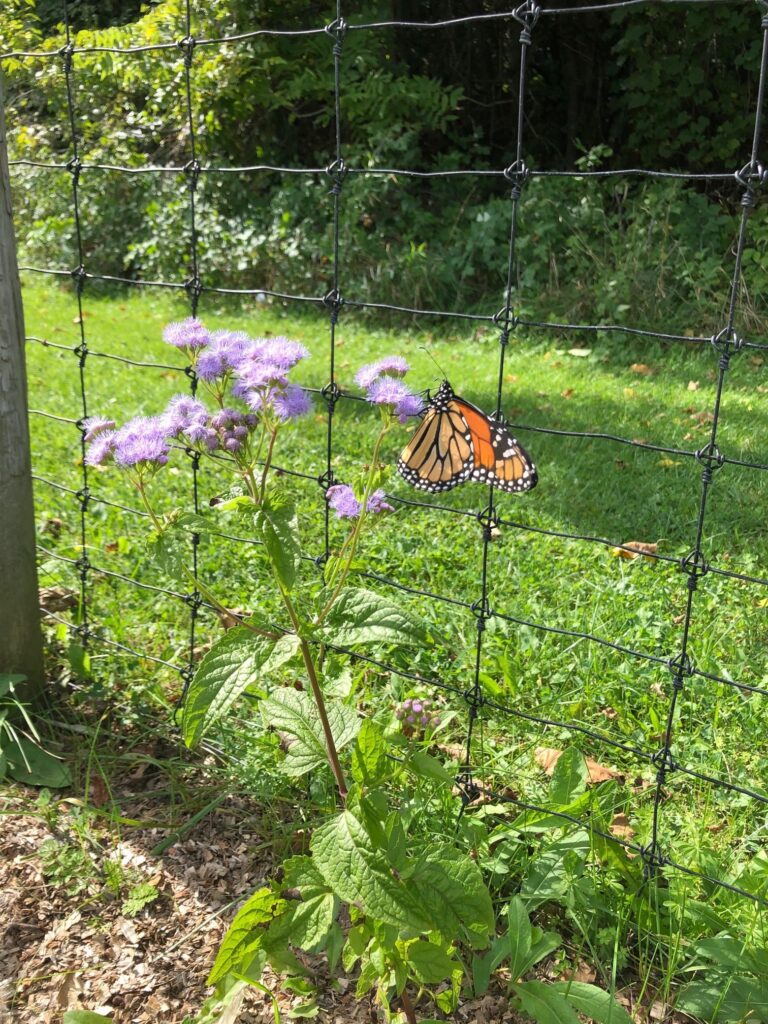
[397,403,475,492]
[454,397,538,494]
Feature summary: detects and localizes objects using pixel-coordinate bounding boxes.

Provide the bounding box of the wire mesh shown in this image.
[3,0,768,910]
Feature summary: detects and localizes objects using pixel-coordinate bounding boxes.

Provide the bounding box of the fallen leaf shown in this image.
[750,356,764,367]
[561,388,574,399]
[611,540,658,561]
[39,586,78,614]
[568,347,592,357]
[630,363,655,376]
[623,387,636,398]
[687,380,700,391]
[535,748,620,784]
[610,813,635,840]
[599,707,618,720]
[657,459,681,468]
[42,517,63,538]
[563,961,597,983]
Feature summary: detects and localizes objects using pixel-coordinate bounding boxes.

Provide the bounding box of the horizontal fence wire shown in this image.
[5,0,768,911]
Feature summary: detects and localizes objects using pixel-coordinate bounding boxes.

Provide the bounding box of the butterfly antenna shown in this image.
[419,345,448,385]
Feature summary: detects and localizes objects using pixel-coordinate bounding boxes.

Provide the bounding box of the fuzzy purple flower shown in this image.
[355,356,409,390]
[272,385,313,421]
[260,337,309,369]
[197,330,252,381]
[162,394,209,438]
[326,484,393,520]
[366,376,424,423]
[85,429,116,466]
[394,696,440,735]
[82,416,116,443]
[236,361,290,391]
[112,416,170,468]
[162,318,211,352]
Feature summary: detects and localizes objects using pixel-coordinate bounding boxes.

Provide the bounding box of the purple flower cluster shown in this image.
[163,318,211,352]
[326,484,393,520]
[81,417,115,443]
[209,408,258,454]
[86,415,170,469]
[356,356,424,424]
[395,696,440,734]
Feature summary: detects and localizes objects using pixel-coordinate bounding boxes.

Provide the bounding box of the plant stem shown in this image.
[316,424,389,624]
[400,989,417,1024]
[259,426,278,501]
[279,586,348,801]
[178,565,278,640]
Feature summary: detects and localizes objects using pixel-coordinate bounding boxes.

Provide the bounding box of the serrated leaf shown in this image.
[261,688,359,777]
[409,749,454,785]
[7,736,71,788]
[351,719,388,786]
[410,848,494,948]
[311,811,428,930]
[258,495,301,592]
[520,832,590,908]
[321,588,433,647]
[514,980,581,1024]
[182,629,298,747]
[406,940,457,984]
[551,982,634,1024]
[208,888,286,985]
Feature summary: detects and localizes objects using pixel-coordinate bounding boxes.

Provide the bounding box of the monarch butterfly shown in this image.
[397,380,538,494]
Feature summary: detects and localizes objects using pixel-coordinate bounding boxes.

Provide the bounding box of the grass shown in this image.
[19,274,768,1005]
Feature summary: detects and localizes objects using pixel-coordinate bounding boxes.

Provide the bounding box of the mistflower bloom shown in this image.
[395,696,440,734]
[327,484,393,520]
[366,376,424,423]
[235,361,290,392]
[272,385,313,421]
[355,356,409,390]
[197,331,251,381]
[81,416,115,443]
[162,394,209,438]
[162,318,211,351]
[260,337,309,369]
[112,416,170,468]
[85,429,116,466]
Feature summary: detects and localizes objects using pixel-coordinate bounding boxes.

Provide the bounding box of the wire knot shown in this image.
[477,506,500,537]
[493,305,519,329]
[734,159,766,191]
[59,42,74,75]
[503,160,530,199]
[321,381,342,410]
[75,555,91,576]
[694,443,724,483]
[318,469,335,491]
[668,651,693,683]
[65,156,82,186]
[651,747,677,775]
[680,548,709,590]
[177,35,196,68]
[73,341,88,366]
[70,264,86,296]
[455,772,481,806]
[75,486,90,511]
[325,17,348,58]
[183,159,201,192]
[640,840,667,874]
[326,158,348,196]
[710,327,743,356]
[184,276,203,308]
[179,665,194,684]
[322,288,344,324]
[470,598,491,630]
[183,591,203,610]
[512,1,540,42]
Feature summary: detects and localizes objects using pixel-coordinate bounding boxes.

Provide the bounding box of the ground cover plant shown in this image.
[8,276,768,1022]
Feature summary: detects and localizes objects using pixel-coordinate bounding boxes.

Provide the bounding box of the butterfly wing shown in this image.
[456,398,538,493]
[397,401,474,493]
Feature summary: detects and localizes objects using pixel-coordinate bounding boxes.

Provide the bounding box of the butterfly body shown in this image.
[397,380,537,495]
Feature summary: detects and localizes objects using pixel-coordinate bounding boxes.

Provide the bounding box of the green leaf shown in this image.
[520,832,590,908]
[551,982,634,1024]
[410,848,494,949]
[514,980,582,1024]
[408,749,454,785]
[0,673,25,698]
[311,811,428,930]
[549,747,588,805]
[406,940,457,984]
[351,719,388,786]
[505,897,533,979]
[62,1013,113,1023]
[258,495,301,592]
[7,736,71,788]
[261,688,360,777]
[208,887,286,986]
[321,588,433,647]
[676,977,768,1023]
[274,857,335,952]
[182,629,298,747]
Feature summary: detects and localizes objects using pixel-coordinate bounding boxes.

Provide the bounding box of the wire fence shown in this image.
[3,0,768,911]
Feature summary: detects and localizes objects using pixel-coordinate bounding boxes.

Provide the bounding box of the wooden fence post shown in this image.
[0,67,44,696]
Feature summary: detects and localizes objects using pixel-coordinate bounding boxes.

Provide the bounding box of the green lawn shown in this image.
[23,274,768,917]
